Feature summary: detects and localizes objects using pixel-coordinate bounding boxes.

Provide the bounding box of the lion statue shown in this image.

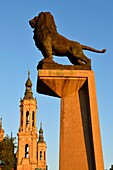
[29,12,106,66]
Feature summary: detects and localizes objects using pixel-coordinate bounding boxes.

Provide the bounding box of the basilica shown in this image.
[0,71,47,170]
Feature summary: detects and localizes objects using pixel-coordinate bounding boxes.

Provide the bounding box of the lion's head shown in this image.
[29,12,57,40]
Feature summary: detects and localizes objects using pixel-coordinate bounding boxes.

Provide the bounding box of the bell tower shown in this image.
[37,123,47,170]
[17,71,38,170]
[0,118,4,142]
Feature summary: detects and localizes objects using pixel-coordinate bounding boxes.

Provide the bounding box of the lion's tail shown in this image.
[82,45,106,53]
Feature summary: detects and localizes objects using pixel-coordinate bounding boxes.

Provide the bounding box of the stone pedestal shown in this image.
[37,70,104,170]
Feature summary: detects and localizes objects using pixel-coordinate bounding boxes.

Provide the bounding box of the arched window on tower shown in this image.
[21,111,23,126]
[32,111,34,126]
[26,111,29,126]
[25,144,29,158]
[44,151,46,160]
[40,151,42,160]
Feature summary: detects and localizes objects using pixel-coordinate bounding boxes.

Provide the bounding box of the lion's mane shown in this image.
[33,12,58,43]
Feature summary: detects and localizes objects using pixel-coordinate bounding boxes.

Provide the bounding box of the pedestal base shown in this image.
[37,70,104,170]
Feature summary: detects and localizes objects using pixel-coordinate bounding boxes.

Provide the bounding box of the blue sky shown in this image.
[0,1,113,169]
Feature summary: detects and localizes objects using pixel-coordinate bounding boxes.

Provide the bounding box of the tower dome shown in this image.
[38,122,44,143]
[24,71,33,99]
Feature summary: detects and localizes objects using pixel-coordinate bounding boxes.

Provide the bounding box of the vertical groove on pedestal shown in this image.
[79,80,96,170]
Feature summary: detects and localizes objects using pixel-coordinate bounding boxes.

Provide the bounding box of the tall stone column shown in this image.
[37,69,104,170]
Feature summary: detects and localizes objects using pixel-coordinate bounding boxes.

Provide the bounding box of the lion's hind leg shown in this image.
[68,55,84,65]
[71,47,91,66]
[81,54,91,66]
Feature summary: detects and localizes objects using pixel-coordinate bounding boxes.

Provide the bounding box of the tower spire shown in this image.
[38,122,44,143]
[24,71,33,99]
[28,70,30,79]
